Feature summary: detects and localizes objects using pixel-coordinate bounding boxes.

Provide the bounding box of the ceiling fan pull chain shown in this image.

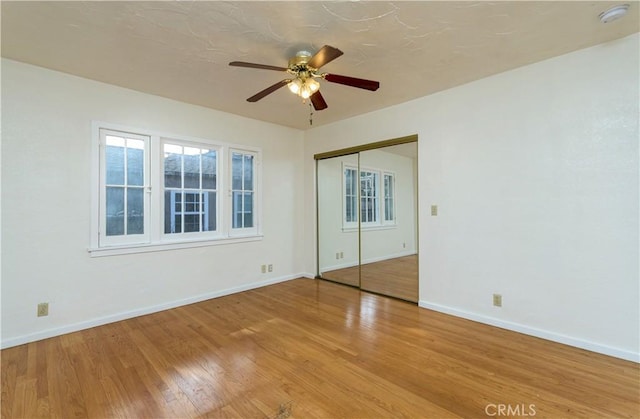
[309,103,314,126]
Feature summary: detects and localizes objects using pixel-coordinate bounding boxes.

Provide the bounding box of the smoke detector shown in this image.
[599,4,630,23]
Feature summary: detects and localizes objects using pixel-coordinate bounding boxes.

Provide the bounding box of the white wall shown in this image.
[304,34,640,361]
[317,149,417,273]
[1,59,305,347]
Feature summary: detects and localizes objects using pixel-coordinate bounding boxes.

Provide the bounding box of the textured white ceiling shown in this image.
[2,1,638,130]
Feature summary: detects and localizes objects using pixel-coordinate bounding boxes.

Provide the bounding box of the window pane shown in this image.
[232,191,242,228]
[384,174,394,221]
[106,187,124,236]
[232,153,243,190]
[184,214,200,233]
[106,143,125,185]
[127,188,144,234]
[127,147,144,186]
[164,190,173,233]
[202,150,217,189]
[243,154,254,190]
[243,192,254,228]
[165,191,183,234]
[164,145,182,188]
[183,151,200,189]
[186,192,199,211]
[174,214,182,233]
[205,191,216,231]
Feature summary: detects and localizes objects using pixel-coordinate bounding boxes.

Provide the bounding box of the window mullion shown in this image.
[239,155,245,228]
[123,145,128,235]
[201,152,205,232]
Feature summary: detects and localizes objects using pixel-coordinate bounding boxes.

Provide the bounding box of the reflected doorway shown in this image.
[316,137,418,302]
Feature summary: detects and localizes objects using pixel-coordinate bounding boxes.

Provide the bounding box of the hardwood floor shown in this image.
[321,255,418,302]
[2,279,638,418]
[361,255,418,302]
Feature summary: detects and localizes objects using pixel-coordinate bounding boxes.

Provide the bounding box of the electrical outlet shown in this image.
[340,252,344,259]
[268,264,273,272]
[431,205,438,216]
[37,302,49,317]
[261,264,266,273]
[403,242,406,248]
[493,294,502,307]
[336,252,340,259]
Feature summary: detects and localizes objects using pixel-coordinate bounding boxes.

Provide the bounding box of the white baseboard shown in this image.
[1,273,304,350]
[419,300,639,363]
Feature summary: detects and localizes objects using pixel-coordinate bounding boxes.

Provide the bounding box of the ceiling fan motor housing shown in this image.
[288,51,313,68]
[288,51,319,81]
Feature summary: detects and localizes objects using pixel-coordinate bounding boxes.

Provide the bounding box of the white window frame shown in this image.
[359,168,380,226]
[229,148,260,237]
[160,138,221,241]
[90,121,262,257]
[382,171,397,225]
[343,164,359,229]
[98,128,151,248]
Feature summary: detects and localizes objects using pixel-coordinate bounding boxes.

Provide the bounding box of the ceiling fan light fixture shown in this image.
[289,78,320,99]
[287,78,302,94]
[300,85,312,99]
[307,78,320,93]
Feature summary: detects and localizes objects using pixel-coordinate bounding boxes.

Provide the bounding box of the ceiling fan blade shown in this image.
[324,73,380,91]
[310,91,328,111]
[247,80,289,102]
[229,61,288,72]
[307,45,343,69]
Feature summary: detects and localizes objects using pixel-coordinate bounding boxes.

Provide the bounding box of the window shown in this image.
[231,150,256,232]
[92,123,261,255]
[344,167,358,224]
[383,173,395,223]
[163,143,217,235]
[343,165,396,229]
[360,170,379,225]
[99,129,150,247]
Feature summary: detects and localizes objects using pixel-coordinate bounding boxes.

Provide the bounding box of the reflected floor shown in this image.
[321,254,418,302]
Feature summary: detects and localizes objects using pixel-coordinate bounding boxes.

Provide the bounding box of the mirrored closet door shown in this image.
[316,137,418,302]
[317,153,360,286]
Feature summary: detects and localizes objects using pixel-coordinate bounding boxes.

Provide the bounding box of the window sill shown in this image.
[88,234,263,257]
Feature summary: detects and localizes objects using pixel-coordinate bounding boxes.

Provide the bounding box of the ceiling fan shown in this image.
[229,45,380,111]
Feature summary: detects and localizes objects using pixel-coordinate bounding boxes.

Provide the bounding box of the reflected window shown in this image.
[383,173,395,224]
[343,165,395,228]
[360,170,379,224]
[344,167,358,223]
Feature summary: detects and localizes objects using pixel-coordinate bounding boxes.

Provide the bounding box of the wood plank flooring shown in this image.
[361,255,418,302]
[321,255,418,302]
[2,278,638,418]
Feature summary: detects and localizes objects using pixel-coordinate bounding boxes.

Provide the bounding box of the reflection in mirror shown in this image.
[359,143,418,302]
[317,154,360,286]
